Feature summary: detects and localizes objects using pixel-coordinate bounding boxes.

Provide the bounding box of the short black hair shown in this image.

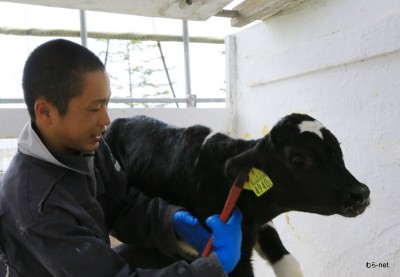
[22,39,105,119]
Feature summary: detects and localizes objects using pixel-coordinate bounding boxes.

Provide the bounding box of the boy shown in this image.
[0,39,242,276]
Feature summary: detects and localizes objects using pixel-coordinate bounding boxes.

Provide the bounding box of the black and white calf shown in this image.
[104,113,370,277]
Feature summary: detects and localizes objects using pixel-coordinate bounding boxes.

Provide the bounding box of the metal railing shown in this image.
[0,96,225,107]
[0,24,226,108]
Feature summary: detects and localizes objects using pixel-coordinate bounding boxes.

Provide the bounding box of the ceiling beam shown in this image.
[0,27,224,44]
[231,0,309,27]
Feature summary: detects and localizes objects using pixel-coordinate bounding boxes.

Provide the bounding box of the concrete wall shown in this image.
[228,0,400,276]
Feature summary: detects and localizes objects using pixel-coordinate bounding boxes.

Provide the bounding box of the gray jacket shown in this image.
[0,122,226,277]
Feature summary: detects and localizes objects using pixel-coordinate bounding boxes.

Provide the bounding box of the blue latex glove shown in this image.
[205,207,243,274]
[173,210,210,253]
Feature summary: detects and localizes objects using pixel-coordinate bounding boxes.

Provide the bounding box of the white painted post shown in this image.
[79,10,88,47]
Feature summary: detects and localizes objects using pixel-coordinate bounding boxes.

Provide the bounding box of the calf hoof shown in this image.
[272,254,303,277]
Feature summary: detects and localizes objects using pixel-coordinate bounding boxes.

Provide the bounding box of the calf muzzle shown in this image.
[340,184,370,217]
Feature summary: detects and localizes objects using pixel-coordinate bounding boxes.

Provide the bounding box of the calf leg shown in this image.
[229,255,255,277]
[255,222,303,277]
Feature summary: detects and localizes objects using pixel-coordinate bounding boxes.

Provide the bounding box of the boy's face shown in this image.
[49,70,111,155]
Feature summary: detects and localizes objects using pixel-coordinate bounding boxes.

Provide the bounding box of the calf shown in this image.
[104,113,370,277]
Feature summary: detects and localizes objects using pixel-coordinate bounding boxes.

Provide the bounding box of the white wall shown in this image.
[228,0,400,276]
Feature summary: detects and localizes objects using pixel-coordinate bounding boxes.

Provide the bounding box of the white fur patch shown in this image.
[266,221,276,229]
[194,131,217,166]
[298,120,324,139]
[272,254,303,277]
[202,131,218,146]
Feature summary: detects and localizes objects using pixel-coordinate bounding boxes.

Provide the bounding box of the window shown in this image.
[0,2,234,108]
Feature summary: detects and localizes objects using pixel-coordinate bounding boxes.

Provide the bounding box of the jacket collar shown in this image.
[18,121,91,176]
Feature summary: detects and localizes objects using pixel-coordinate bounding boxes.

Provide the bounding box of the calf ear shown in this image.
[224,157,240,181]
[224,146,258,181]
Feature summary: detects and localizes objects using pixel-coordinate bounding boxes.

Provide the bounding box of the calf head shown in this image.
[226,113,370,219]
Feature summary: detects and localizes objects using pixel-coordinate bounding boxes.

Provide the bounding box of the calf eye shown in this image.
[291,156,306,168]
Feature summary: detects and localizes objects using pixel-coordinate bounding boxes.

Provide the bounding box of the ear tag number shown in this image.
[243,168,273,197]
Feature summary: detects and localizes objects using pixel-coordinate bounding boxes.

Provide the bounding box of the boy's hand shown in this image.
[173,210,210,253]
[206,207,243,274]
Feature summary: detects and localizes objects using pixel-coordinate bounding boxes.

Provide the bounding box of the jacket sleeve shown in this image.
[96,139,187,257]
[25,217,130,276]
[25,216,226,277]
[134,253,226,277]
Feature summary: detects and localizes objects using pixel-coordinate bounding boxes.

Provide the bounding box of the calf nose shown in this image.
[345,183,370,203]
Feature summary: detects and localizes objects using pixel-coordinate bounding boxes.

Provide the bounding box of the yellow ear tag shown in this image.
[243,168,273,197]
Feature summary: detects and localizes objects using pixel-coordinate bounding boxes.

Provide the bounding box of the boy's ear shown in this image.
[34,98,55,125]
